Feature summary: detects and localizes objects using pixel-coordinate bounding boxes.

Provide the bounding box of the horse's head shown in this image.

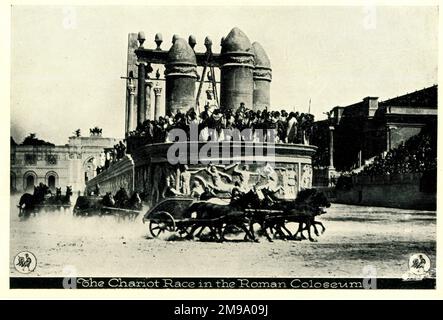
[33,184,50,202]
[313,191,330,207]
[129,192,142,205]
[116,187,129,200]
[104,192,115,206]
[38,183,50,194]
[295,188,317,204]
[309,190,331,215]
[138,191,148,201]
[241,189,261,208]
[66,186,73,197]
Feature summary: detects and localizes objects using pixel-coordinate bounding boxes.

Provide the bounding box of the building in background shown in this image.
[10,132,117,193]
[311,85,437,184]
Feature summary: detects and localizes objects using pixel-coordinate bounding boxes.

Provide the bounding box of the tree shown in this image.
[21,133,54,146]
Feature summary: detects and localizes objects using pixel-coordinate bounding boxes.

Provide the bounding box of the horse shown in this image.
[114,187,129,208]
[119,192,143,220]
[74,192,115,217]
[18,183,52,218]
[225,188,291,242]
[101,192,115,207]
[61,186,73,205]
[55,187,62,199]
[183,200,255,242]
[237,188,330,242]
[73,196,94,216]
[229,189,278,242]
[18,193,37,218]
[292,188,330,237]
[73,194,106,217]
[127,192,142,210]
[52,186,73,204]
[267,189,331,242]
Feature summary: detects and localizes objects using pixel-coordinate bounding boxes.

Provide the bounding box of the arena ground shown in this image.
[10,195,436,278]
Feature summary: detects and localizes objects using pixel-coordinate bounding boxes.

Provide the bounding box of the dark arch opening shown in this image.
[10,173,16,192]
[48,175,56,189]
[25,175,35,191]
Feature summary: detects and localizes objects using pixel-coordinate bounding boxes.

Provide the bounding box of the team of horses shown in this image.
[18,184,73,218]
[73,187,142,220]
[182,188,330,242]
[18,183,330,242]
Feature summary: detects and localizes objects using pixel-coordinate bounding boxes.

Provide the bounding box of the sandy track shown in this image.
[10,196,436,277]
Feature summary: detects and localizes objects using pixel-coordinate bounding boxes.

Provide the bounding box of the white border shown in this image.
[0,0,441,299]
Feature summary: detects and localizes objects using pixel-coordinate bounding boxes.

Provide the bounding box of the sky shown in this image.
[10,5,438,145]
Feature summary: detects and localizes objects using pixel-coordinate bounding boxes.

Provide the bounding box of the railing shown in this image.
[130,141,317,165]
[86,155,135,194]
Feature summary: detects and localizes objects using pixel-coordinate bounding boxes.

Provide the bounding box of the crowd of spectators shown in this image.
[360,126,436,177]
[95,141,127,175]
[95,104,314,177]
[127,103,315,144]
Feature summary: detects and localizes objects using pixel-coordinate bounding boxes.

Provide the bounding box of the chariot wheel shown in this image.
[148,211,176,238]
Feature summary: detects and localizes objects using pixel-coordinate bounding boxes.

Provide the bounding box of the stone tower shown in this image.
[165,38,198,115]
[252,42,272,111]
[219,27,255,111]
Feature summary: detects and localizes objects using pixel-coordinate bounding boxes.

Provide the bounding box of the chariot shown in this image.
[142,190,330,242]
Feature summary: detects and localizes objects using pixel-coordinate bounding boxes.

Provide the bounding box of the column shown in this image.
[126,79,136,136]
[297,163,301,193]
[176,167,181,193]
[328,126,335,169]
[386,126,392,151]
[145,80,153,121]
[153,85,162,120]
[137,62,147,126]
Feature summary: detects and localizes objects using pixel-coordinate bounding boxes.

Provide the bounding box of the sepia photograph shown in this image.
[6,3,438,291]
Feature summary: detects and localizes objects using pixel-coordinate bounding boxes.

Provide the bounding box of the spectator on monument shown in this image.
[286,112,298,143]
[126,105,317,145]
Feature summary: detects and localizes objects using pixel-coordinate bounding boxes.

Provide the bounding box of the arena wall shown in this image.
[86,155,135,195]
[335,172,436,210]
